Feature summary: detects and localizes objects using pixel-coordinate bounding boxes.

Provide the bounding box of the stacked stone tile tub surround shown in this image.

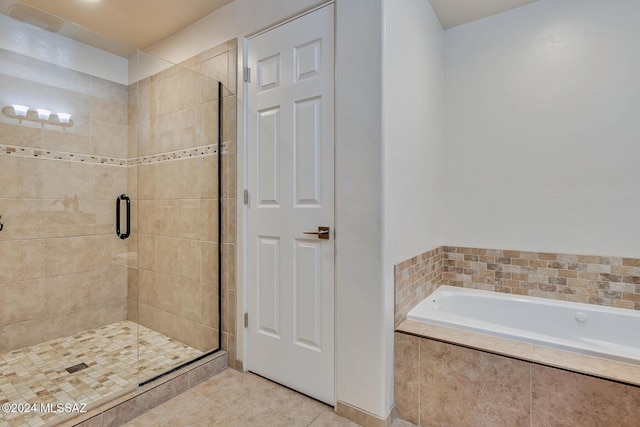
[395,246,640,328]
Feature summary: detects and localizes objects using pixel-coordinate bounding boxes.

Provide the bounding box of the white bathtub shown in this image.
[407,286,640,364]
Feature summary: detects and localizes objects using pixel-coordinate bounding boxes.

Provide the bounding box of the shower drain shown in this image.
[65,363,89,374]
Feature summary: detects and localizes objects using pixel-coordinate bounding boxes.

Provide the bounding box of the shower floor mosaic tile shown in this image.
[0,321,203,427]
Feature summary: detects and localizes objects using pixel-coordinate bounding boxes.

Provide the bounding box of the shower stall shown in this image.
[0,6,231,426]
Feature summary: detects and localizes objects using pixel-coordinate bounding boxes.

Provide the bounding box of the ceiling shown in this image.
[429,0,541,29]
[0,0,542,52]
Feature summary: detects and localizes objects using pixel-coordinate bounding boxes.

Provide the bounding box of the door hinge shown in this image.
[244,312,249,328]
[244,189,249,205]
[243,67,251,83]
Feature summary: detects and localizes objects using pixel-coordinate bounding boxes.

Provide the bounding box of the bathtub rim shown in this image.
[410,284,640,318]
[407,285,640,365]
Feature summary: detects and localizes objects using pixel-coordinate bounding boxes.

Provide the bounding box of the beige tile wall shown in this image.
[126,40,237,359]
[395,246,640,326]
[1,42,236,359]
[0,50,129,353]
[395,332,640,426]
[0,41,237,358]
[183,39,238,369]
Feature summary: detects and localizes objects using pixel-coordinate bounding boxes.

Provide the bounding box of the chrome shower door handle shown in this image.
[116,194,130,239]
[303,226,330,240]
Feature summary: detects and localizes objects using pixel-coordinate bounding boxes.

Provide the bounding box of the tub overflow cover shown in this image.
[574,312,587,323]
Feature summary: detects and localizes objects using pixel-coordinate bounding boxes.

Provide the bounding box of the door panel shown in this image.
[294,39,322,81]
[294,97,322,206]
[246,4,335,404]
[257,236,281,338]
[258,54,281,91]
[294,238,323,351]
[257,107,280,206]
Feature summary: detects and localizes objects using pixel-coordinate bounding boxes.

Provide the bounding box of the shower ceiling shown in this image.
[0,0,234,49]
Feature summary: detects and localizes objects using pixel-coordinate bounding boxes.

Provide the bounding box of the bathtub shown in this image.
[407,285,640,364]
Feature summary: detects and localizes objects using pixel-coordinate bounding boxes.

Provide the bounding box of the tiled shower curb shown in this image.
[54,352,228,427]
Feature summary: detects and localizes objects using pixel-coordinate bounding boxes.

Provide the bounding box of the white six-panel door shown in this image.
[246,4,335,404]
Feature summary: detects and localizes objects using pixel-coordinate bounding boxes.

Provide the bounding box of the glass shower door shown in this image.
[0,9,222,426]
[131,52,222,384]
[0,12,140,427]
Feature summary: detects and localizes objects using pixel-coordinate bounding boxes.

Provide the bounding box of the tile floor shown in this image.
[125,368,415,427]
[0,321,203,427]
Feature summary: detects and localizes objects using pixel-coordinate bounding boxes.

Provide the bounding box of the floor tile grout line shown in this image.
[305,407,328,426]
[125,369,355,427]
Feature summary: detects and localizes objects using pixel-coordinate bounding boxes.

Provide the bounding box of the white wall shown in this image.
[0,14,128,84]
[382,0,445,411]
[383,0,444,266]
[335,0,388,418]
[444,0,640,258]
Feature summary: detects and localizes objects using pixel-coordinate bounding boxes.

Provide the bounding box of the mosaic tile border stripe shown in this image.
[135,143,227,165]
[0,144,128,166]
[0,143,230,166]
